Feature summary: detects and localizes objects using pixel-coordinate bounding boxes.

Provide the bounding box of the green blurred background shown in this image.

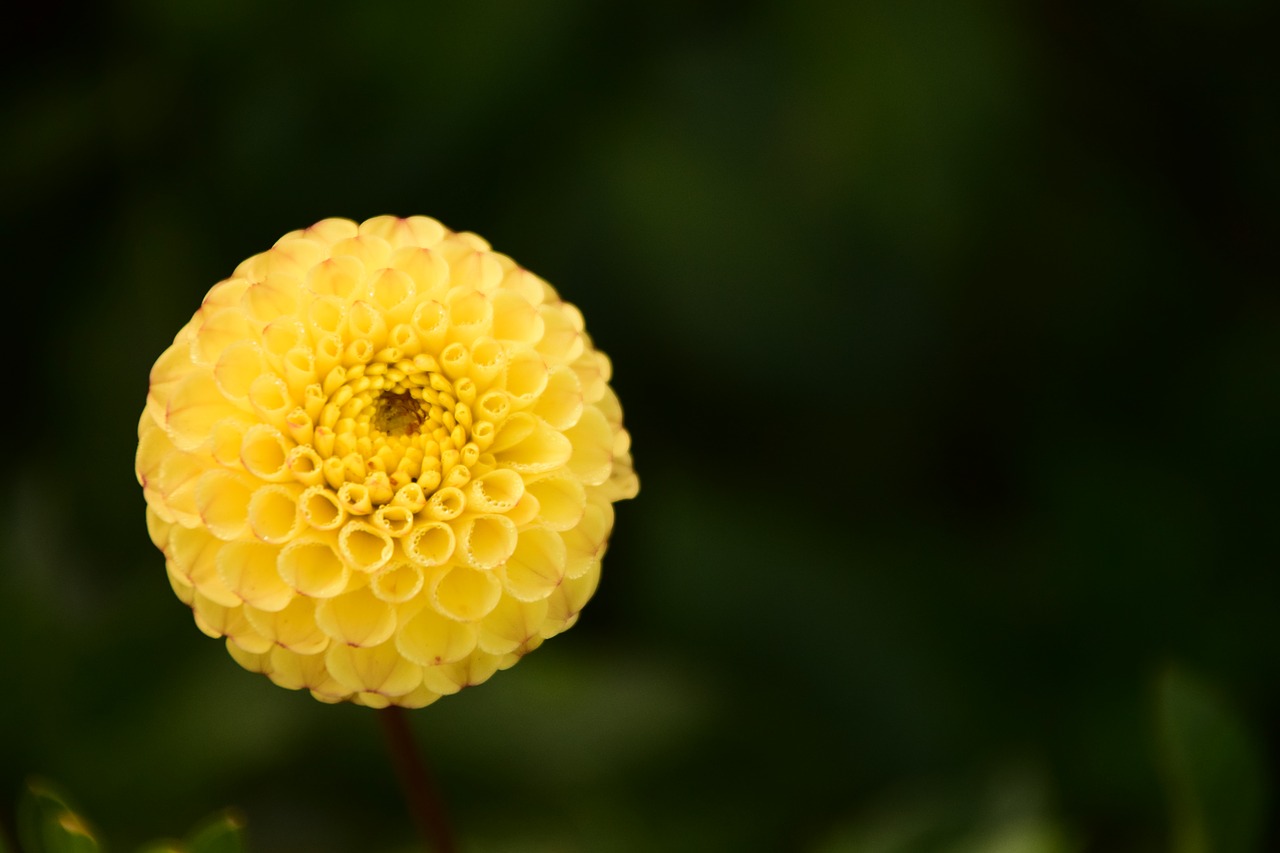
[2,1,1277,850]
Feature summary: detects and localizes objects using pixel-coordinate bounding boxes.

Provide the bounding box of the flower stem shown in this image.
[378,706,456,853]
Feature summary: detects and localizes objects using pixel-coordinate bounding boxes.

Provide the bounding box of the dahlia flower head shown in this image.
[136,215,638,708]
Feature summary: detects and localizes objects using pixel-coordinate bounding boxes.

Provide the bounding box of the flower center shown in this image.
[296,352,494,513]
[372,390,424,436]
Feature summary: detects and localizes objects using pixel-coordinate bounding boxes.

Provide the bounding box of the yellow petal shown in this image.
[338,520,394,573]
[562,500,614,579]
[541,559,601,638]
[396,606,477,666]
[403,521,456,567]
[169,525,239,607]
[166,369,242,451]
[248,484,303,543]
[420,651,501,696]
[194,469,255,540]
[477,595,549,656]
[500,527,566,602]
[564,405,613,486]
[370,561,424,603]
[315,585,397,647]
[533,365,584,430]
[431,565,502,622]
[325,640,423,697]
[213,340,267,402]
[245,597,330,655]
[277,536,350,598]
[452,514,518,570]
[493,416,571,474]
[466,469,524,514]
[217,540,293,612]
[266,646,350,698]
[524,473,586,531]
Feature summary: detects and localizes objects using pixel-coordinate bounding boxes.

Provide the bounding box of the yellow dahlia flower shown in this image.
[136,216,638,708]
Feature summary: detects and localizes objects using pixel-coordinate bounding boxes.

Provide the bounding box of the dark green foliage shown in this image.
[14,782,244,853]
[2,0,1277,849]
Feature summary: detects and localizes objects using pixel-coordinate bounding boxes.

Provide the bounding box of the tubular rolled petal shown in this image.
[371,561,425,603]
[300,485,346,530]
[247,373,293,429]
[432,565,503,622]
[373,505,414,537]
[308,297,349,340]
[425,486,465,521]
[495,417,572,473]
[339,520,394,573]
[194,469,256,540]
[454,514,518,570]
[277,537,350,598]
[240,423,293,482]
[412,300,449,351]
[348,300,388,349]
[467,468,525,514]
[446,288,493,342]
[283,348,318,399]
[369,268,417,320]
[467,337,507,385]
[248,484,303,543]
[504,351,549,406]
[403,521,456,567]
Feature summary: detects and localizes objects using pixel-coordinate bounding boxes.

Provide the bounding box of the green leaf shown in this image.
[1155,665,1269,853]
[16,780,100,853]
[183,810,246,853]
